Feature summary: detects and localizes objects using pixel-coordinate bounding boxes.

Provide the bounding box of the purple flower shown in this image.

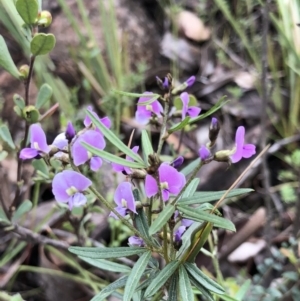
[185,76,196,87]
[181,218,193,227]
[52,170,92,210]
[66,121,75,142]
[52,133,68,150]
[199,146,211,161]
[112,146,139,174]
[230,126,256,163]
[110,182,137,219]
[145,163,186,201]
[174,225,186,243]
[180,92,201,120]
[128,236,144,247]
[72,130,106,171]
[135,92,163,125]
[171,156,184,169]
[20,124,50,159]
[84,106,111,131]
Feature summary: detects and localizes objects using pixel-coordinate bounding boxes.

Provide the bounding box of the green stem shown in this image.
[208,233,224,285]
[32,181,41,208]
[156,100,170,156]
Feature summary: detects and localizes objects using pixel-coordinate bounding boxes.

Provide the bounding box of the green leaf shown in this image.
[190,276,215,301]
[234,279,251,300]
[36,83,53,109]
[218,295,239,301]
[178,189,254,205]
[179,265,194,301]
[69,246,147,259]
[78,257,131,273]
[181,158,200,176]
[32,159,49,177]
[12,200,32,222]
[86,110,145,165]
[181,178,200,199]
[113,89,160,99]
[149,204,175,236]
[30,33,56,56]
[136,270,159,291]
[16,0,38,25]
[185,262,225,295]
[177,205,236,232]
[144,261,180,298]
[123,251,151,301]
[91,275,128,301]
[168,117,190,134]
[136,94,160,106]
[0,125,15,149]
[168,274,179,301]
[0,207,10,224]
[188,97,229,125]
[13,94,25,110]
[81,142,145,169]
[141,130,153,164]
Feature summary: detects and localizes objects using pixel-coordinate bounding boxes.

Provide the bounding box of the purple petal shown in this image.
[128,236,144,247]
[126,146,139,162]
[52,133,68,150]
[135,109,151,125]
[211,117,218,127]
[185,76,196,87]
[231,126,245,163]
[242,144,256,158]
[182,219,193,227]
[163,77,169,89]
[30,124,50,153]
[114,182,136,213]
[180,92,189,120]
[151,100,163,116]
[198,146,210,161]
[187,106,201,118]
[90,157,103,171]
[100,117,111,129]
[69,192,87,209]
[145,175,158,198]
[84,106,94,127]
[171,156,184,169]
[110,206,127,219]
[19,148,39,159]
[162,189,170,201]
[174,226,186,242]
[112,162,124,172]
[66,121,75,142]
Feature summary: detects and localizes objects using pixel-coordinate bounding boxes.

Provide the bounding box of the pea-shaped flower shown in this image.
[145,163,186,201]
[52,170,92,209]
[84,106,111,131]
[20,124,50,159]
[180,92,201,120]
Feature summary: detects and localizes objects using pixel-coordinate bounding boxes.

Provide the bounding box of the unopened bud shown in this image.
[37,11,52,28]
[171,156,184,169]
[156,75,171,91]
[209,117,220,147]
[19,65,29,80]
[214,149,235,163]
[23,105,40,123]
[171,75,196,95]
[65,121,75,142]
[198,146,211,162]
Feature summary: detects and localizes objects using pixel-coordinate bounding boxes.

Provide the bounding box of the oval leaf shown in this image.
[123,251,151,301]
[78,257,130,273]
[16,0,38,24]
[0,35,21,79]
[0,125,15,149]
[30,33,56,56]
[179,265,194,301]
[144,261,180,298]
[36,83,53,109]
[149,204,175,236]
[69,246,147,259]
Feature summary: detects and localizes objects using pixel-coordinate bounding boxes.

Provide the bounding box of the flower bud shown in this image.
[171,156,184,169]
[185,76,196,87]
[209,117,220,147]
[37,11,52,28]
[214,149,235,163]
[19,65,29,80]
[23,105,40,123]
[65,121,75,143]
[156,75,171,91]
[199,146,211,162]
[171,75,196,95]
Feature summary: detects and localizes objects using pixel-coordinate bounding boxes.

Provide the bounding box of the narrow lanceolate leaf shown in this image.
[69,246,147,259]
[91,275,128,301]
[82,142,145,169]
[12,200,32,222]
[190,277,215,301]
[168,274,179,301]
[168,117,190,134]
[86,109,145,165]
[141,130,153,164]
[144,261,180,298]
[149,204,175,236]
[137,94,160,106]
[0,35,21,79]
[0,125,15,149]
[123,251,151,301]
[112,89,160,99]
[181,178,200,199]
[178,189,254,205]
[36,83,53,109]
[16,0,38,24]
[177,205,236,232]
[179,265,194,301]
[30,33,56,56]
[78,257,131,273]
[185,262,225,295]
[180,158,200,176]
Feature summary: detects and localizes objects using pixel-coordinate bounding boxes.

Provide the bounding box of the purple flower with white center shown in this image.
[128,236,144,247]
[52,170,92,210]
[72,130,106,171]
[20,124,50,159]
[145,163,186,201]
[112,146,139,174]
[84,106,111,131]
[135,92,163,125]
[230,126,256,163]
[199,146,211,161]
[180,92,201,120]
[110,182,137,219]
[185,76,196,87]
[171,156,184,169]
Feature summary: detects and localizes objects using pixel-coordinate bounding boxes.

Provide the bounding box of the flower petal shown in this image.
[162,189,170,201]
[182,219,193,227]
[135,107,151,125]
[52,172,71,202]
[90,157,102,171]
[112,162,124,172]
[242,144,256,158]
[180,92,189,120]
[128,236,144,247]
[174,226,186,242]
[187,106,201,117]
[72,136,89,166]
[109,206,127,219]
[185,76,196,87]
[159,163,185,195]
[30,124,50,153]
[151,100,163,116]
[198,146,210,161]
[100,117,111,129]
[145,175,158,198]
[70,192,87,209]
[52,133,68,150]
[19,148,39,159]
[114,182,136,213]
[230,126,245,163]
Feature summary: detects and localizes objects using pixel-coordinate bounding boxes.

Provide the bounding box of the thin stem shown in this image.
[156,100,170,156]
[32,181,41,208]
[25,56,36,106]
